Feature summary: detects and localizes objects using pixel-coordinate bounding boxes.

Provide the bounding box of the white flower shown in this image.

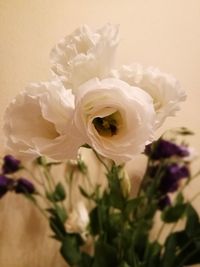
[50,23,119,93]
[65,201,89,238]
[112,64,186,127]
[3,81,82,160]
[74,78,156,164]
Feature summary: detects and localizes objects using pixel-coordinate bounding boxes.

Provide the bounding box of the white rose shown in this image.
[74,78,156,164]
[112,64,186,127]
[3,81,82,160]
[50,23,119,93]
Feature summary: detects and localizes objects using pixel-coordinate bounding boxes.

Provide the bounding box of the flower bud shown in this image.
[15,178,35,194]
[2,155,21,174]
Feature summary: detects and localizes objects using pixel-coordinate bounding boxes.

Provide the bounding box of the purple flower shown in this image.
[145,139,189,160]
[0,175,14,198]
[2,155,21,174]
[15,178,35,194]
[158,195,171,210]
[159,164,190,194]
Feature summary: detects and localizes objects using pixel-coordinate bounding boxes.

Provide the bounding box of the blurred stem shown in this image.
[24,167,44,186]
[25,195,48,220]
[43,168,54,192]
[176,245,200,267]
[92,149,110,172]
[156,222,166,242]
[190,191,200,203]
[65,169,74,211]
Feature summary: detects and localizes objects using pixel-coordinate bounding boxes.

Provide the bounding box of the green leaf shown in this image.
[77,159,88,174]
[161,204,186,223]
[186,204,200,237]
[46,182,66,202]
[175,192,184,205]
[47,207,67,240]
[125,197,144,216]
[60,234,82,265]
[126,249,141,267]
[106,165,126,209]
[79,186,92,199]
[161,234,178,267]
[144,241,161,267]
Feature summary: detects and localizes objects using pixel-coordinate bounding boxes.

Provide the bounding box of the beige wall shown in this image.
[0,1,200,266]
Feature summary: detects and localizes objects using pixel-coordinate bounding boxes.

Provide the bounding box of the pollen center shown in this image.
[92,111,121,137]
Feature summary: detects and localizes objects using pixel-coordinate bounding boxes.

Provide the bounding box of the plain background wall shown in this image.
[0,1,200,266]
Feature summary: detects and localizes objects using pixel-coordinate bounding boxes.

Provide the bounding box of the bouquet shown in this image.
[1,24,200,267]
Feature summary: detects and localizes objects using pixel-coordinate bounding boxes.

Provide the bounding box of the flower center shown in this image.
[92,111,121,137]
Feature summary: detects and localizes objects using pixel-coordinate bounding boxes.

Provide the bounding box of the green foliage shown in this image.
[161,203,187,223]
[9,130,200,267]
[60,234,83,265]
[46,182,66,202]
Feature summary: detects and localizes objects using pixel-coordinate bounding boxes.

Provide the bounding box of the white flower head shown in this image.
[50,23,119,93]
[65,201,89,239]
[74,77,156,164]
[3,81,82,160]
[112,64,186,128]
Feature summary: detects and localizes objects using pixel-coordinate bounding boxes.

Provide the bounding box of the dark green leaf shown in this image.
[47,207,67,240]
[144,241,161,267]
[186,204,200,237]
[60,234,82,265]
[161,234,177,267]
[161,204,186,223]
[46,182,66,202]
[77,159,88,174]
[125,197,144,216]
[79,186,92,199]
[175,193,184,205]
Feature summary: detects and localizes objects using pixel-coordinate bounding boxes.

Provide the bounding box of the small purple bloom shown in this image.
[0,175,14,198]
[2,155,21,174]
[15,178,35,194]
[159,164,190,194]
[158,195,171,210]
[145,139,189,160]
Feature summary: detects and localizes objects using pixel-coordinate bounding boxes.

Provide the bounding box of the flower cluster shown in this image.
[2,25,200,267]
[0,155,35,198]
[145,138,190,210]
[3,24,186,164]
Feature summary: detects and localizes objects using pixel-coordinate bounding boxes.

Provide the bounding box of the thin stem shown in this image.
[190,191,200,203]
[24,167,44,186]
[25,195,48,220]
[65,169,74,211]
[156,222,166,242]
[43,168,54,192]
[92,149,110,172]
[176,244,200,267]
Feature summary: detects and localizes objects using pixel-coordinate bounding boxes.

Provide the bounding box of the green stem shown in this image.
[24,167,44,186]
[156,222,166,242]
[92,149,110,172]
[25,194,48,220]
[176,242,200,267]
[190,191,200,203]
